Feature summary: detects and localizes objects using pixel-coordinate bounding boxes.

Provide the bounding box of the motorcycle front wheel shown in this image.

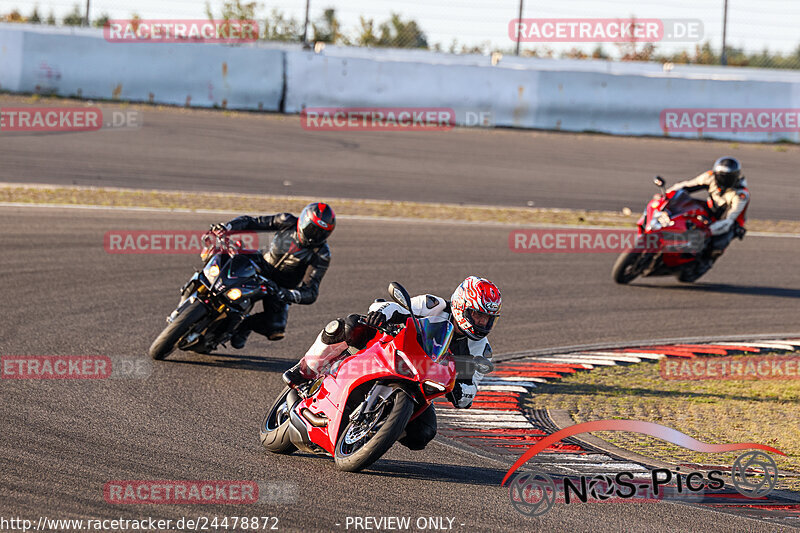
[148,300,208,360]
[334,387,414,472]
[612,251,648,284]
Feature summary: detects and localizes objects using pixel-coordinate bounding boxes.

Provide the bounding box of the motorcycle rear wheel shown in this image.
[148,300,208,360]
[260,387,297,454]
[334,387,414,472]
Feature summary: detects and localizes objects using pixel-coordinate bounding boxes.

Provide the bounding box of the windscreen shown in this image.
[417,317,454,363]
[225,255,257,279]
[667,189,707,216]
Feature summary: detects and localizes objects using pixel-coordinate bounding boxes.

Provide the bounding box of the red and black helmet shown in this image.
[297,202,335,246]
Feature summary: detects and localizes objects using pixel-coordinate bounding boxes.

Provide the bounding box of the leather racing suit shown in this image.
[226,213,331,338]
[667,171,749,256]
[299,293,493,451]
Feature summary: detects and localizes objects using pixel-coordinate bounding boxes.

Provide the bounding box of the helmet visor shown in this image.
[300,221,330,245]
[714,171,737,189]
[298,209,332,245]
[464,308,498,337]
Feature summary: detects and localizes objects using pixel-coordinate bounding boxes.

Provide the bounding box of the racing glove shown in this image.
[447,381,477,409]
[363,311,387,329]
[276,288,302,304]
[210,222,232,233]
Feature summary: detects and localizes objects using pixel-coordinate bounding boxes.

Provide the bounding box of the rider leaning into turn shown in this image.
[210,202,335,349]
[283,276,502,451]
[666,156,749,274]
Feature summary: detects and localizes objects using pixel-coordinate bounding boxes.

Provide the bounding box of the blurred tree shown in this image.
[377,13,427,48]
[591,45,609,60]
[62,4,84,26]
[2,9,25,22]
[354,16,378,47]
[263,8,302,42]
[313,8,346,44]
[45,10,56,25]
[93,13,110,28]
[206,0,258,21]
[29,6,41,23]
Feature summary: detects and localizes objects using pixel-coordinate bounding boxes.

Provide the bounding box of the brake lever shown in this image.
[357,317,394,336]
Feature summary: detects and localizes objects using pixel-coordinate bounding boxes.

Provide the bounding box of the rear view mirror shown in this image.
[653,176,666,188]
[388,282,413,311]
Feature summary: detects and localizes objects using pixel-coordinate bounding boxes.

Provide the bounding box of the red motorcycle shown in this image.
[613,176,717,284]
[259,282,493,472]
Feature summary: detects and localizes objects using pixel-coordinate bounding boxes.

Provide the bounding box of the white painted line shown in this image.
[483,377,547,384]
[437,411,530,422]
[441,421,534,429]
[582,351,665,360]
[525,356,616,366]
[574,463,651,472]
[482,385,534,393]
[565,354,644,363]
[715,342,797,351]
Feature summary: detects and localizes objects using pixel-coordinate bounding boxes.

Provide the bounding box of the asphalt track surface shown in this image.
[2,206,800,532]
[1,104,800,220]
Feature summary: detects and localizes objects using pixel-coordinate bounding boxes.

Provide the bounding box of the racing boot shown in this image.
[267,330,285,341]
[230,329,251,350]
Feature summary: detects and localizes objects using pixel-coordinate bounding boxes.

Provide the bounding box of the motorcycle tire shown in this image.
[148,300,208,360]
[334,387,414,472]
[260,387,297,455]
[612,251,646,284]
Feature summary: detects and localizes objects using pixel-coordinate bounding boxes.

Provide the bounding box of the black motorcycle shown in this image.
[148,231,277,360]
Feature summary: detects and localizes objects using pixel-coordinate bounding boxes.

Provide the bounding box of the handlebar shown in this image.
[202,230,245,255]
[356,317,399,336]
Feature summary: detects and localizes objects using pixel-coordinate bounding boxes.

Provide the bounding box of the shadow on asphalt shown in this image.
[632,282,800,299]
[164,352,291,372]
[362,459,505,486]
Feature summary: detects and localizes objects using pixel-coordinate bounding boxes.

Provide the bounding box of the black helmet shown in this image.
[712,157,742,190]
[297,202,335,246]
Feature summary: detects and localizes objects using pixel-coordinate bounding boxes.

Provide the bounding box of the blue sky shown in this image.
[1,0,798,56]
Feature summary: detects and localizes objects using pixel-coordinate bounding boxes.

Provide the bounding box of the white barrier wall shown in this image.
[0,25,284,111]
[2,24,800,142]
[285,50,800,142]
[0,26,23,92]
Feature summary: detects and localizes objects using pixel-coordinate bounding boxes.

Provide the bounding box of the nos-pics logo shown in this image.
[502,420,783,517]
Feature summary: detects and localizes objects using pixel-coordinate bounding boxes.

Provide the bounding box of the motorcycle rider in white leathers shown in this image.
[282,276,502,451]
[666,156,749,274]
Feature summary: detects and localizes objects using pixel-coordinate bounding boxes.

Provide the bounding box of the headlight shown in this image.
[649,210,671,231]
[203,263,220,284]
[226,288,242,301]
[395,350,418,378]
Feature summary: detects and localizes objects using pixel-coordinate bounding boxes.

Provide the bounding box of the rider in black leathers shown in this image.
[211,203,335,349]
